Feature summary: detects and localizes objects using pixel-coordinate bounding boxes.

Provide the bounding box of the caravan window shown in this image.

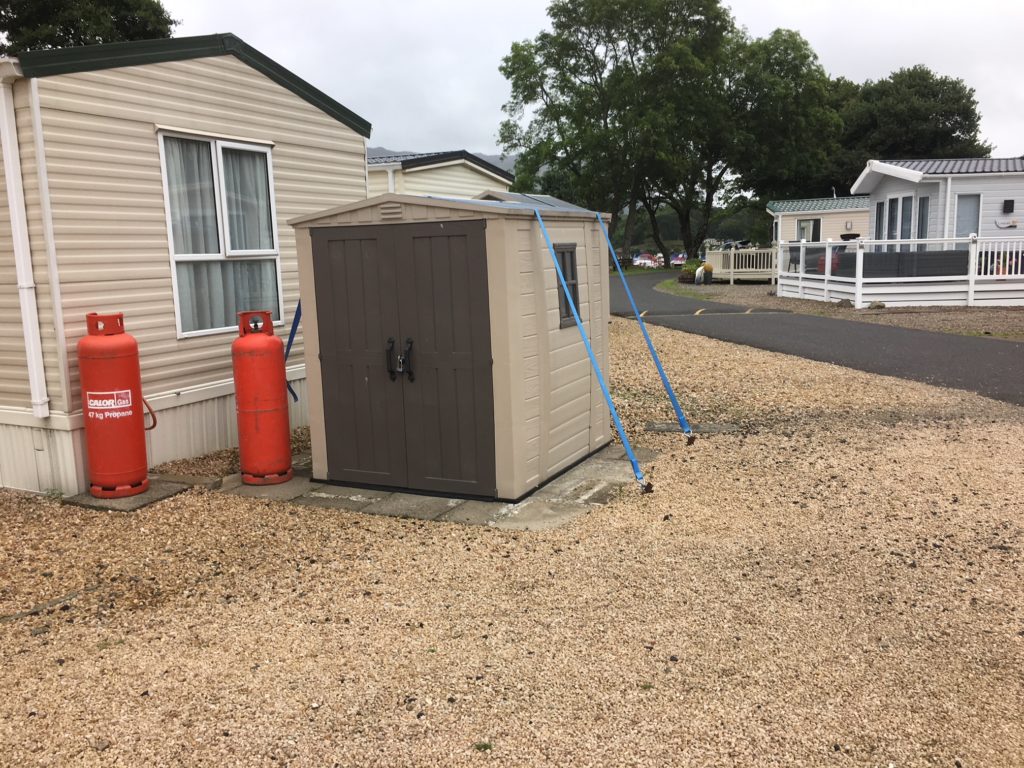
[955,194,981,238]
[160,134,282,336]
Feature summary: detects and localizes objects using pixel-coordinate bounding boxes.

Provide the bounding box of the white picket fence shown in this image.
[704,247,777,283]
[776,235,1024,308]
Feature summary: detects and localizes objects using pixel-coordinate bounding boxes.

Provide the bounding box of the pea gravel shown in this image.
[1,318,1022,767]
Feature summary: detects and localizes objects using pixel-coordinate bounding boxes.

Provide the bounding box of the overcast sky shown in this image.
[165,0,1022,159]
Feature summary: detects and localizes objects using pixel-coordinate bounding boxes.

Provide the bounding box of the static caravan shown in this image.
[852,158,1024,243]
[367,150,515,199]
[0,34,371,494]
[766,196,870,244]
[290,194,612,501]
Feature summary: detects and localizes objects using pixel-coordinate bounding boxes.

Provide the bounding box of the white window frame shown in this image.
[953,192,982,239]
[158,130,284,338]
[795,218,820,241]
[217,140,280,257]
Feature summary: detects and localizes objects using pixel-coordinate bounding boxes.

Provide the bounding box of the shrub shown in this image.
[677,258,703,282]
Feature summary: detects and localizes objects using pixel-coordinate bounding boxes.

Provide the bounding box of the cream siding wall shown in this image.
[34,55,368,413]
[779,209,869,242]
[396,162,511,199]
[367,168,390,196]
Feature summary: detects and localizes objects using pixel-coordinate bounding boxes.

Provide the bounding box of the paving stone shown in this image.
[292,486,391,512]
[491,498,591,531]
[147,472,222,490]
[221,476,321,501]
[361,493,463,521]
[64,480,189,512]
[435,500,511,526]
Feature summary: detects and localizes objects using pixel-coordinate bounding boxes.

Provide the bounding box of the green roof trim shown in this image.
[17,33,371,138]
[766,196,869,214]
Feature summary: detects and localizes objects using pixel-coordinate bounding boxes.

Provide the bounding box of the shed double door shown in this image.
[312,220,495,496]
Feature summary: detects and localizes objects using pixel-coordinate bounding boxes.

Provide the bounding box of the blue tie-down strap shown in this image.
[533,209,652,493]
[596,214,694,444]
[284,300,302,402]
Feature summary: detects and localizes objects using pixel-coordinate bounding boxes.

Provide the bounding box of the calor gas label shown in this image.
[87,390,132,410]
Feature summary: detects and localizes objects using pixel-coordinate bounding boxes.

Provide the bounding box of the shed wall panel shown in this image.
[36,55,367,411]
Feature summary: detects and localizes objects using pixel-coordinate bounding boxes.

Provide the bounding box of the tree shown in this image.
[0,0,176,55]
[500,0,840,260]
[499,0,664,250]
[815,66,993,195]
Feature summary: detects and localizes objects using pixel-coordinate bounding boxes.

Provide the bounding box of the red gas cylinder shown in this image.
[232,310,293,485]
[78,312,154,498]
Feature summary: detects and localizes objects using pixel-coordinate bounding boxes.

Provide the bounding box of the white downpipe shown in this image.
[0,76,50,418]
[386,167,395,193]
[30,78,70,412]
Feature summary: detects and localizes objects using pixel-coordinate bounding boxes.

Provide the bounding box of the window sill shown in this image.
[177,319,285,340]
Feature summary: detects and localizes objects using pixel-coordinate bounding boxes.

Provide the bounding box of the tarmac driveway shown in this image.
[611,270,1024,406]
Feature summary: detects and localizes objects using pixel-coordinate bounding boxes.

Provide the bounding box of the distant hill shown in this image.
[368,146,517,173]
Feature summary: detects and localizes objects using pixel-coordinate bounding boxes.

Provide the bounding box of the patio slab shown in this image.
[220,474,321,501]
[290,485,391,512]
[361,492,463,521]
[64,479,190,512]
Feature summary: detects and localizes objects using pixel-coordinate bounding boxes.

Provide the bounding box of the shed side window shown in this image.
[554,244,579,327]
[160,134,282,337]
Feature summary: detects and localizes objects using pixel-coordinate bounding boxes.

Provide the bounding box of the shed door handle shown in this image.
[401,338,414,382]
[385,337,397,381]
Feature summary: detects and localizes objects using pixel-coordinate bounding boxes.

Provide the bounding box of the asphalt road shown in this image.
[610,270,1024,406]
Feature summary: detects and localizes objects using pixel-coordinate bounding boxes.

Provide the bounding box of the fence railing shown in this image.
[775,235,1024,308]
[704,247,777,284]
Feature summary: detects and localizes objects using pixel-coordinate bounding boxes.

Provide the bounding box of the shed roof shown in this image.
[766,196,869,214]
[368,150,514,183]
[475,190,591,212]
[12,33,371,138]
[289,192,606,228]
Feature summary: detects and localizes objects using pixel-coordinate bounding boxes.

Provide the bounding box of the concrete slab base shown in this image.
[362,493,462,521]
[215,447,651,530]
[220,474,321,501]
[291,485,390,512]
[64,480,190,512]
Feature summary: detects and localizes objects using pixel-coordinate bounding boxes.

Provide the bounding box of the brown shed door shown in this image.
[312,220,495,496]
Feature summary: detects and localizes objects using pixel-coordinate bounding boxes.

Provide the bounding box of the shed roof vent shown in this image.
[379,202,403,220]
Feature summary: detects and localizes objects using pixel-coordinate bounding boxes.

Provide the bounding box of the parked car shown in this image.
[632,252,657,268]
[669,251,687,266]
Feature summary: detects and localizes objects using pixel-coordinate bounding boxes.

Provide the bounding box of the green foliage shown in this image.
[678,258,702,281]
[813,66,993,194]
[0,0,176,55]
[500,0,837,258]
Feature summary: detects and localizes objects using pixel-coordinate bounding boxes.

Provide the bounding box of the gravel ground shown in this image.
[150,427,311,478]
[659,278,1024,340]
[2,319,1022,766]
